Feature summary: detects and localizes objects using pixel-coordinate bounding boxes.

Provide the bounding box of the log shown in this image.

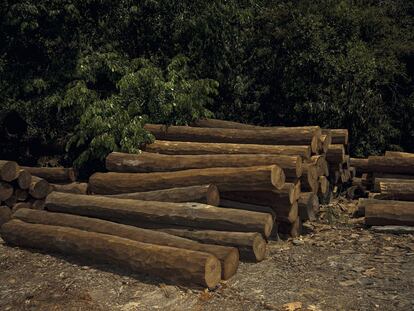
[13,208,239,280]
[319,133,332,153]
[219,200,276,219]
[318,176,329,194]
[107,185,220,206]
[156,228,267,262]
[298,192,318,221]
[15,189,28,201]
[45,192,274,238]
[306,155,328,177]
[192,118,260,129]
[278,217,302,238]
[364,199,414,226]
[89,165,285,195]
[21,166,76,183]
[12,202,32,212]
[16,169,31,189]
[378,182,414,201]
[372,172,414,180]
[29,199,45,210]
[368,156,414,175]
[0,206,12,227]
[322,129,349,145]
[49,182,89,195]
[373,178,414,193]
[370,226,414,234]
[1,219,222,288]
[326,145,345,165]
[146,140,312,159]
[350,158,370,176]
[384,151,414,158]
[0,182,13,201]
[106,152,302,178]
[300,163,319,193]
[144,124,321,153]
[0,160,18,182]
[4,194,17,207]
[29,176,49,199]
[294,180,302,201]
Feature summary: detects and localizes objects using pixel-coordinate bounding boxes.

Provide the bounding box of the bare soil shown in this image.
[1,198,413,311]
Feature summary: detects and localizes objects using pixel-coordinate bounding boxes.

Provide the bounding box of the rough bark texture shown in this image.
[144,124,321,153]
[22,166,76,183]
[306,155,329,177]
[106,152,302,178]
[29,176,49,199]
[372,173,414,180]
[322,129,349,145]
[0,206,12,227]
[15,189,28,201]
[45,192,274,238]
[107,185,220,206]
[0,160,18,182]
[49,182,89,195]
[384,151,414,158]
[373,178,414,192]
[0,182,14,201]
[1,219,222,288]
[145,140,312,159]
[192,118,260,129]
[12,202,32,212]
[157,228,267,262]
[378,182,414,201]
[12,208,239,280]
[219,200,277,219]
[368,156,414,175]
[318,176,329,194]
[89,165,285,195]
[350,158,370,176]
[298,192,318,221]
[364,199,414,226]
[326,145,345,165]
[300,164,319,193]
[16,169,32,189]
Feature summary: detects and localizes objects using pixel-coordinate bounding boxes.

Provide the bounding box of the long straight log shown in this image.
[0,182,13,201]
[350,158,370,175]
[1,219,221,288]
[384,151,414,158]
[368,156,414,175]
[45,192,274,238]
[146,140,312,159]
[16,169,31,189]
[89,165,285,195]
[378,182,414,201]
[300,163,319,193]
[106,152,302,178]
[144,124,321,153]
[322,129,349,145]
[107,185,220,206]
[21,166,76,183]
[13,208,239,280]
[364,199,414,226]
[219,200,276,219]
[373,178,414,192]
[326,145,345,165]
[192,118,260,129]
[298,192,318,221]
[0,160,18,182]
[49,182,89,194]
[29,176,49,199]
[156,228,267,262]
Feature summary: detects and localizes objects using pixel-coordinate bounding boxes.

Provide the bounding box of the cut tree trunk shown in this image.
[0,182,13,201]
[0,160,18,182]
[13,208,239,280]
[89,165,285,195]
[298,192,318,221]
[1,219,222,288]
[16,169,31,189]
[350,158,370,176]
[364,199,414,226]
[378,182,414,201]
[192,118,260,129]
[29,176,49,199]
[219,200,276,219]
[321,129,349,145]
[22,166,76,183]
[326,145,345,165]
[306,155,329,177]
[384,151,414,158]
[368,156,414,175]
[319,133,332,153]
[107,185,220,206]
[318,176,329,194]
[156,228,267,262]
[106,152,302,178]
[146,140,312,159]
[45,192,274,238]
[0,206,12,226]
[278,217,302,238]
[12,202,32,212]
[373,178,414,192]
[300,164,319,193]
[144,124,321,153]
[49,182,89,195]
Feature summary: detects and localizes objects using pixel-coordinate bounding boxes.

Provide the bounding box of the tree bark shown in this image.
[378,182,414,201]
[349,158,370,176]
[29,176,49,199]
[278,217,302,238]
[106,152,302,178]
[368,156,414,175]
[12,202,32,212]
[16,169,32,190]
[326,145,345,165]
[298,192,318,221]
[13,208,239,280]
[364,199,414,226]
[0,182,13,201]
[318,176,329,194]
[89,165,285,195]
[145,140,312,159]
[321,129,348,145]
[0,160,18,182]
[0,206,12,226]
[319,133,332,153]
[300,163,319,193]
[22,166,76,183]
[45,192,274,238]
[144,124,321,153]
[192,118,260,129]
[156,228,267,262]
[107,185,220,206]
[306,155,329,177]
[15,189,28,201]
[1,219,222,288]
[373,178,414,192]
[219,200,276,219]
[49,182,89,195]
[384,151,414,158]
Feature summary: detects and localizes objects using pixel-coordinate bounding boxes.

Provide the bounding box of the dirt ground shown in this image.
[1,198,413,311]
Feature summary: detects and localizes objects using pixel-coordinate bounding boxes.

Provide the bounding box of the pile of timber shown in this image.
[352,151,414,228]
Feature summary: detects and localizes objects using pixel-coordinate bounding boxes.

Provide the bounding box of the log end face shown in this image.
[296,157,303,178]
[0,161,19,182]
[271,165,286,190]
[252,234,267,262]
[18,169,32,189]
[207,184,220,206]
[222,248,239,280]
[204,255,222,289]
[263,214,275,238]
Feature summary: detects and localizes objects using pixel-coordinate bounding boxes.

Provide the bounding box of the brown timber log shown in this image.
[107,185,220,206]
[384,151,414,158]
[300,163,319,193]
[326,145,345,165]
[320,133,332,153]
[368,156,414,175]
[29,199,45,210]
[377,182,414,201]
[13,208,239,280]
[16,169,31,189]
[45,192,274,238]
[49,182,89,195]
[0,182,13,201]
[29,176,49,199]
[0,160,18,182]
[364,199,414,226]
[318,176,329,194]
[350,158,370,176]
[21,166,76,183]
[373,178,414,192]
[0,206,12,226]
[12,202,32,212]
[144,124,321,153]
[1,219,221,288]
[89,165,285,195]
[106,152,302,178]
[4,194,17,207]
[306,155,328,177]
[278,217,302,238]
[294,180,302,201]
[322,129,349,145]
[298,192,318,221]
[192,118,260,129]
[157,228,267,262]
[219,200,276,219]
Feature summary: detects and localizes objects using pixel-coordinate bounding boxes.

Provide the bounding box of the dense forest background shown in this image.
[1,0,413,173]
